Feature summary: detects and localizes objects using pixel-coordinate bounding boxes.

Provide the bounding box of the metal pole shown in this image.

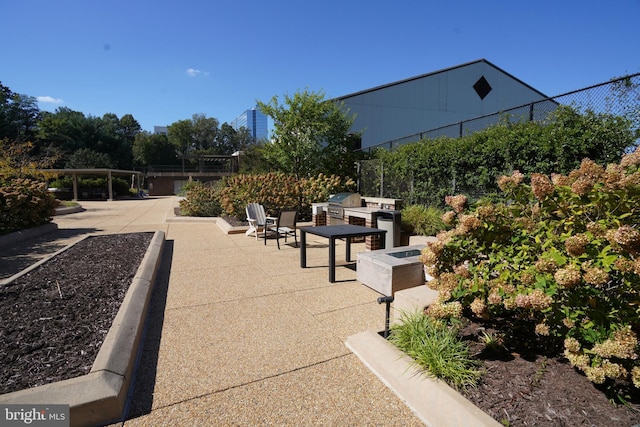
[377,296,394,338]
[379,163,384,198]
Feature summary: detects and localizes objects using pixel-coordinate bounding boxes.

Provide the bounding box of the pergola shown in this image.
[42,169,144,201]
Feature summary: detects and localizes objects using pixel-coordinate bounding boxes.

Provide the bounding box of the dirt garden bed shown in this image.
[0,232,153,395]
[457,318,640,426]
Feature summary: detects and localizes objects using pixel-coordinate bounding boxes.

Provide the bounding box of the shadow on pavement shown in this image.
[0,227,100,280]
[124,240,174,420]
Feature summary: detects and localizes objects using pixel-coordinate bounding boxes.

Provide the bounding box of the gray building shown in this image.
[232,107,269,142]
[337,59,552,150]
[153,126,168,135]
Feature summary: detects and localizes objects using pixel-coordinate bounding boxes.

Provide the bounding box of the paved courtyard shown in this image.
[1,197,423,426]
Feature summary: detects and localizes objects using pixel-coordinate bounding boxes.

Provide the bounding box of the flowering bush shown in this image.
[216,173,355,220]
[178,181,222,217]
[421,147,640,388]
[0,178,58,234]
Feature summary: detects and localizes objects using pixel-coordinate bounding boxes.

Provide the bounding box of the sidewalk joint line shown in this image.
[139,353,353,413]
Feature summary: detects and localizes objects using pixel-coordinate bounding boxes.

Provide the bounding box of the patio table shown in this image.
[299,224,386,283]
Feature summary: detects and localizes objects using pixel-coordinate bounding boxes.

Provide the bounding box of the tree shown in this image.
[36,108,140,169]
[238,142,273,174]
[95,113,124,162]
[216,122,252,155]
[167,114,221,155]
[233,125,255,149]
[118,114,142,143]
[97,112,141,169]
[0,82,41,144]
[64,148,115,169]
[167,119,194,157]
[257,89,359,179]
[133,131,178,166]
[191,113,219,152]
[36,107,92,164]
[0,139,56,180]
[166,113,257,162]
[320,133,366,181]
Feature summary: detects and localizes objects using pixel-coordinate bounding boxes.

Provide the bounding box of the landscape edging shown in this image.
[0,235,91,286]
[0,230,166,427]
[54,205,85,215]
[0,222,58,248]
[345,329,501,427]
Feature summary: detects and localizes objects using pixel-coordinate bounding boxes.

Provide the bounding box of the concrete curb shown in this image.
[345,330,501,427]
[165,215,249,234]
[214,218,247,234]
[164,213,314,236]
[55,205,85,215]
[0,236,90,286]
[0,222,58,248]
[0,230,166,427]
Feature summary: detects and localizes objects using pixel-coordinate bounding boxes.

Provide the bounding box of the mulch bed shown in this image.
[458,319,640,426]
[221,216,248,227]
[0,232,153,395]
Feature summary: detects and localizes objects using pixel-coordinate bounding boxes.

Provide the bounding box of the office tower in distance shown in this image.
[232,107,268,142]
[153,126,168,135]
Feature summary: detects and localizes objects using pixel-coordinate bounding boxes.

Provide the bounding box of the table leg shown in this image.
[329,236,336,283]
[345,236,351,262]
[379,232,386,249]
[300,230,307,268]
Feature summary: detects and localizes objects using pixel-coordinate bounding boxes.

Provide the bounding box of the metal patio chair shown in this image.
[264,209,298,249]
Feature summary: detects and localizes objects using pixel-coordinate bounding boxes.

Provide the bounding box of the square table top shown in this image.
[298,224,386,239]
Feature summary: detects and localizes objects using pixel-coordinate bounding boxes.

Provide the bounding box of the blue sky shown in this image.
[1,0,639,133]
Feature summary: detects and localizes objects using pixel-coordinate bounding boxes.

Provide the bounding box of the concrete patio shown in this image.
[0,197,424,426]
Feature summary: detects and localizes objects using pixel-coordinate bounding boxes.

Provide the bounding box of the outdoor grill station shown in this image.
[311,193,427,296]
[317,192,402,250]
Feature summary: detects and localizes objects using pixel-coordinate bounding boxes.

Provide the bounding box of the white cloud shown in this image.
[186,68,209,77]
[37,96,64,104]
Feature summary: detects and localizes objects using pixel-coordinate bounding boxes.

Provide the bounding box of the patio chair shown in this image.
[245,203,275,240]
[264,209,298,249]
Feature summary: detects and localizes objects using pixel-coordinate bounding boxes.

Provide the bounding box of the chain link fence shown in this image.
[358,73,640,201]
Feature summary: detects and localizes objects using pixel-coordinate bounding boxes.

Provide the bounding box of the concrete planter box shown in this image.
[356,244,426,296]
[0,231,166,427]
[346,330,500,427]
[391,285,439,324]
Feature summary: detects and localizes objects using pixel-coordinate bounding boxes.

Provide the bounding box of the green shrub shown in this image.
[178,172,355,220]
[49,176,132,197]
[0,178,58,234]
[389,310,482,390]
[401,204,447,236]
[216,172,355,220]
[178,181,222,217]
[421,147,640,390]
[368,105,638,207]
[177,179,202,196]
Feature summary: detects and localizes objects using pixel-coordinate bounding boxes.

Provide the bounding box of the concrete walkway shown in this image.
[1,197,423,426]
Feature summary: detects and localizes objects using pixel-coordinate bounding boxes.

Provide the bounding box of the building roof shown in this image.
[336,58,549,101]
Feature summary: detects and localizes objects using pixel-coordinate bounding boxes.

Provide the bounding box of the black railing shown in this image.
[138,156,239,175]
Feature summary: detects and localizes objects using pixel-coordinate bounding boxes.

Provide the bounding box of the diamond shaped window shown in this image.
[473,76,492,100]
